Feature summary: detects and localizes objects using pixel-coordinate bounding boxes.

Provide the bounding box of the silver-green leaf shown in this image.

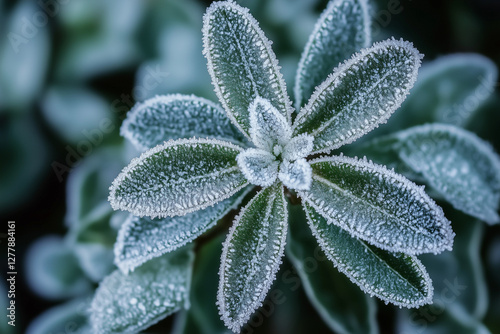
[387,124,500,224]
[114,187,251,274]
[218,183,288,333]
[203,0,292,138]
[90,248,194,334]
[304,203,433,308]
[295,0,371,109]
[300,155,454,255]
[293,38,422,154]
[109,138,248,218]
[121,94,247,152]
[287,204,378,334]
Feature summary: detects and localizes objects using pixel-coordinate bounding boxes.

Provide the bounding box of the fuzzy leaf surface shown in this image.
[287,204,378,334]
[114,188,251,274]
[293,39,422,154]
[90,248,193,334]
[295,0,371,108]
[388,124,500,224]
[300,155,454,254]
[121,94,247,151]
[218,184,287,333]
[278,159,312,191]
[203,1,292,138]
[303,204,433,308]
[109,138,248,218]
[236,148,279,187]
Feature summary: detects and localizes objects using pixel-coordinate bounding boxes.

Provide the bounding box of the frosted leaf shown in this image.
[109,138,248,218]
[248,97,292,151]
[303,204,433,308]
[299,155,454,255]
[390,53,498,129]
[293,38,423,154]
[90,248,193,334]
[236,148,279,187]
[295,0,371,109]
[278,159,312,191]
[393,124,500,224]
[203,0,292,138]
[282,133,314,161]
[115,187,251,274]
[121,94,247,152]
[218,184,287,333]
[286,204,378,334]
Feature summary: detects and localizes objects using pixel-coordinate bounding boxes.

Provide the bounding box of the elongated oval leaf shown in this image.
[218,183,288,333]
[304,203,433,308]
[109,138,248,218]
[115,187,251,274]
[295,0,371,109]
[203,1,292,138]
[300,155,454,255]
[90,248,194,334]
[390,124,500,224]
[390,53,498,129]
[293,38,422,154]
[121,94,247,151]
[287,204,378,334]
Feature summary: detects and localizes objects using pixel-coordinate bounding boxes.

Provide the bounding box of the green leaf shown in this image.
[286,204,378,334]
[218,183,287,332]
[295,0,371,108]
[90,248,194,334]
[203,1,292,138]
[109,138,248,218]
[303,203,433,308]
[379,124,500,224]
[25,236,91,300]
[292,38,422,154]
[301,155,454,255]
[26,298,90,334]
[121,94,247,152]
[114,187,251,274]
[390,53,498,129]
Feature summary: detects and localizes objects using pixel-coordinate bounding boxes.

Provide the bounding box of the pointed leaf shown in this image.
[236,148,279,187]
[304,203,433,308]
[300,155,454,254]
[218,183,288,332]
[115,187,251,274]
[383,124,500,224]
[121,94,247,151]
[203,1,292,138]
[295,0,371,108]
[287,204,378,334]
[293,38,422,154]
[278,159,312,191]
[391,53,498,129]
[249,96,292,151]
[109,138,248,218]
[283,133,314,161]
[90,248,194,334]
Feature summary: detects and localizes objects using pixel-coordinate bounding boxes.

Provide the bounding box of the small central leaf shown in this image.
[249,96,292,152]
[278,159,312,191]
[236,148,279,187]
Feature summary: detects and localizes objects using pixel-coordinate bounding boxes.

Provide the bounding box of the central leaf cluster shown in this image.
[237,97,314,190]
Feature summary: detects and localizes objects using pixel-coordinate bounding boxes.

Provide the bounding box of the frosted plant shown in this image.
[98,0,456,333]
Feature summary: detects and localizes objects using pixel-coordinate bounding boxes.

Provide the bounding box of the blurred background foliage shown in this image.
[0,0,499,333]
